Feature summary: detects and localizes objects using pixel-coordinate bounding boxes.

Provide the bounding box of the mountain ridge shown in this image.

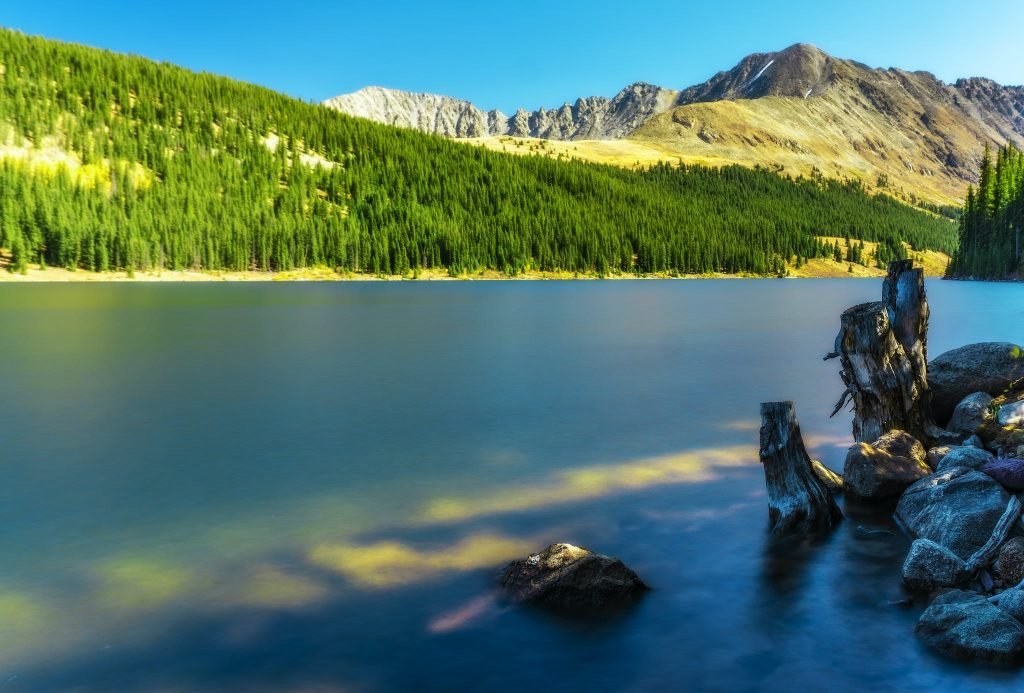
[325,44,1024,204]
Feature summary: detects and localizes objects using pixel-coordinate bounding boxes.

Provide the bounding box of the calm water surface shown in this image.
[1,279,1024,692]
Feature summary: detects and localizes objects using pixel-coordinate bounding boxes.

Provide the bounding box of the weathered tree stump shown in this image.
[827,261,934,444]
[759,401,842,535]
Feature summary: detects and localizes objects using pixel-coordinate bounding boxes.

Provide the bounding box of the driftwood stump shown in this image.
[828,261,934,444]
[759,401,842,536]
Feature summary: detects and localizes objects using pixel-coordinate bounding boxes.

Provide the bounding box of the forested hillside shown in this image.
[948,145,1024,279]
[0,29,956,276]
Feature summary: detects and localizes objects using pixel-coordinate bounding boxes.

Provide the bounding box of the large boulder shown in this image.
[947,392,995,439]
[915,589,1024,663]
[843,431,929,499]
[996,537,1024,586]
[811,460,843,493]
[935,447,995,475]
[926,446,954,470]
[499,543,647,610]
[929,343,1024,425]
[902,538,968,591]
[894,469,1011,560]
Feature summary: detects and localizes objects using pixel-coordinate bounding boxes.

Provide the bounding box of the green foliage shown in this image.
[0,29,958,276]
[949,144,1024,279]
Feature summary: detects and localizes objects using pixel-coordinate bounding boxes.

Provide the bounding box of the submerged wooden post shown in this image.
[827,261,933,444]
[759,401,842,536]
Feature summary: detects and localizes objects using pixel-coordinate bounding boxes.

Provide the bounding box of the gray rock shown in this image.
[811,459,843,493]
[965,434,985,449]
[895,470,1010,559]
[929,343,1024,425]
[926,446,955,469]
[947,392,995,438]
[843,431,929,499]
[499,543,647,610]
[999,400,1024,427]
[916,589,1024,662]
[902,539,968,591]
[935,447,995,475]
[996,588,1024,623]
[996,537,1024,585]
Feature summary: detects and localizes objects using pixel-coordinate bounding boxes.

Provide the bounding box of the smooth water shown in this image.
[1,279,1024,692]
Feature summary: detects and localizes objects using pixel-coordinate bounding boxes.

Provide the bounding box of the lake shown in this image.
[1,279,1023,692]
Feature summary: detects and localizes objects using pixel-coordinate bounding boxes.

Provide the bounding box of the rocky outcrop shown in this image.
[902,539,968,591]
[915,590,1024,663]
[843,431,930,499]
[499,543,647,610]
[983,459,1024,491]
[324,83,679,141]
[929,343,1024,425]
[894,469,1011,560]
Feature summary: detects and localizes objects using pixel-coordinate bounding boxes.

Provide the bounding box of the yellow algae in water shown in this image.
[233,565,330,609]
[418,445,752,523]
[309,533,534,589]
[95,557,195,609]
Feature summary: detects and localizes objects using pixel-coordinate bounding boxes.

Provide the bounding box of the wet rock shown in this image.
[996,588,1024,623]
[811,459,843,493]
[916,589,1024,662]
[902,538,968,591]
[999,400,1024,427]
[929,342,1024,425]
[843,431,930,499]
[894,469,1010,560]
[499,543,647,610]
[935,446,994,475]
[983,458,1024,491]
[996,537,1024,585]
[947,392,995,438]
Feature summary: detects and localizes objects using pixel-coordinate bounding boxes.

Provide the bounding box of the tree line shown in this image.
[948,144,1024,279]
[0,28,957,276]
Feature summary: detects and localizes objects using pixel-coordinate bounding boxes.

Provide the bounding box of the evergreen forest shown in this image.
[0,29,957,276]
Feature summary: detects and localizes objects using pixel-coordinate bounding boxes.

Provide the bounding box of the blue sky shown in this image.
[3,1,1022,112]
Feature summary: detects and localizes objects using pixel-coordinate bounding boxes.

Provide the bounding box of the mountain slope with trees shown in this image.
[0,29,955,277]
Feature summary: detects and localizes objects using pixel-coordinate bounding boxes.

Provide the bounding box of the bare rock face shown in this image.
[843,431,929,499]
[915,590,1024,663]
[499,543,648,610]
[934,447,995,475]
[928,343,1024,426]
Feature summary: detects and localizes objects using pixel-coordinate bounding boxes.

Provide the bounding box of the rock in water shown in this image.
[499,543,647,610]
[929,343,1024,426]
[902,539,968,591]
[999,400,1024,427]
[935,447,995,475]
[894,470,1011,560]
[843,431,930,499]
[983,458,1024,491]
[947,392,995,439]
[915,590,1024,663]
[996,537,1024,585]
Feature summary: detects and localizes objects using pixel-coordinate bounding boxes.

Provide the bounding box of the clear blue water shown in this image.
[1,279,1023,692]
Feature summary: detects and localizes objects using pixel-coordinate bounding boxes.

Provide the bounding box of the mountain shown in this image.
[324,82,680,140]
[326,44,1024,205]
[0,28,955,279]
